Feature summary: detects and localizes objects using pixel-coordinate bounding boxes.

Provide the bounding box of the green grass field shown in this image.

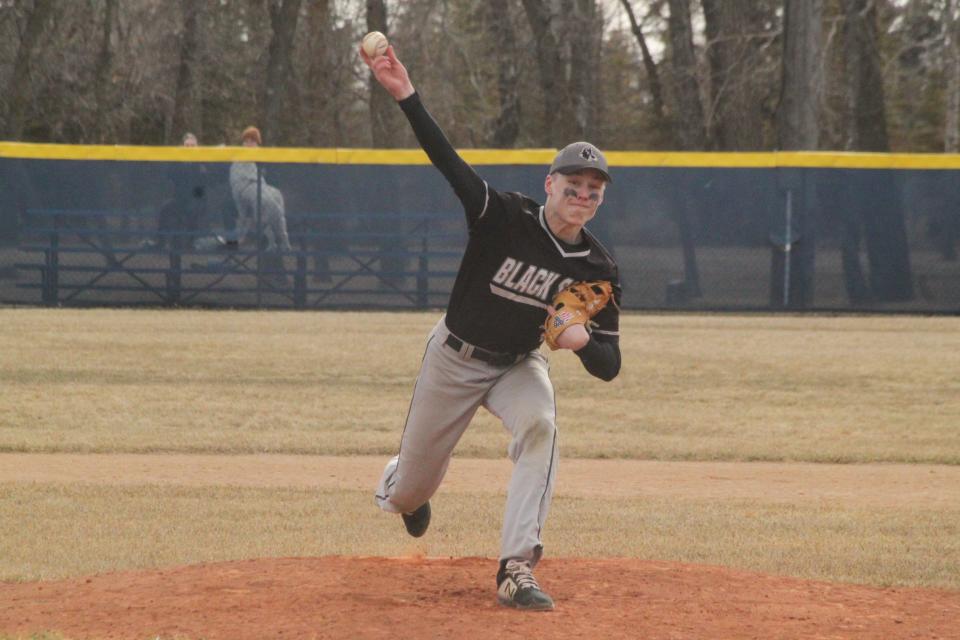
[1,308,958,589]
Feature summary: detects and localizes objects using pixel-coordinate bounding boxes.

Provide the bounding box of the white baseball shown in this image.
[362,31,389,58]
[556,323,590,350]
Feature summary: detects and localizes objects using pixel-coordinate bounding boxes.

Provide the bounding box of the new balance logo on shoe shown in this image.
[496,559,555,611]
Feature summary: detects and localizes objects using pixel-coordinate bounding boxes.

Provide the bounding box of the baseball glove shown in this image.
[543,281,613,350]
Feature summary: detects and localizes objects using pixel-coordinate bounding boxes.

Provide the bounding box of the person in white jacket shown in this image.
[229,126,292,252]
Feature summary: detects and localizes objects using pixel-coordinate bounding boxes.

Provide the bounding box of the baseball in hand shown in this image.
[362,31,389,58]
[556,323,590,350]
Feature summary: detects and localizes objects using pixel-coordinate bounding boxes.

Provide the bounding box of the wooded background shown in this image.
[1,0,959,152]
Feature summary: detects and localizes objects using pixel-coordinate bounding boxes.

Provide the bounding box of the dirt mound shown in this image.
[2,557,958,639]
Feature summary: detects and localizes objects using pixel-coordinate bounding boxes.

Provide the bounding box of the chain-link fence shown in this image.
[1,146,958,312]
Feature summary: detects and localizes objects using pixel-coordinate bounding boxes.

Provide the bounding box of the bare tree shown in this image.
[663,0,707,302]
[367,0,400,148]
[843,0,888,151]
[945,0,960,152]
[665,0,706,150]
[261,0,303,146]
[519,0,603,144]
[771,0,823,309]
[519,0,599,144]
[701,0,776,150]
[303,0,334,147]
[619,0,667,126]
[486,0,521,147]
[835,0,913,303]
[91,0,118,144]
[778,0,822,150]
[567,0,604,141]
[170,0,204,143]
[0,0,949,154]
[4,0,54,140]
[521,0,570,145]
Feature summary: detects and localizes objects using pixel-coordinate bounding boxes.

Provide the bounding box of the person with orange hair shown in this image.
[240,126,261,146]
[229,126,291,254]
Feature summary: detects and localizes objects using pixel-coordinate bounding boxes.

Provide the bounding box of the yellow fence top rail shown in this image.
[4,141,960,169]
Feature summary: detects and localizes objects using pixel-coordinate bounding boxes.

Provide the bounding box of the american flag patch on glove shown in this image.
[553,310,575,328]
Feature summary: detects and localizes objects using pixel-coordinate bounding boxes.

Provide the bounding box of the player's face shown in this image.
[545,170,607,227]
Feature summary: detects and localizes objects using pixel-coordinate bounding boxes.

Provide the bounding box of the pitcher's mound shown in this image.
[2,556,958,639]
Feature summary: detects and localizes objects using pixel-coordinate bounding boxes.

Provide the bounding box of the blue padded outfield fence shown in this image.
[1,144,958,312]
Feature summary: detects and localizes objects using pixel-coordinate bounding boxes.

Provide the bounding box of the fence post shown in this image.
[255,164,263,308]
[416,219,428,309]
[42,216,60,306]
[294,251,307,308]
[166,247,182,305]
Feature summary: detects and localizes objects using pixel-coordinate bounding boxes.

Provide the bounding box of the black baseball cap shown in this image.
[549,141,611,183]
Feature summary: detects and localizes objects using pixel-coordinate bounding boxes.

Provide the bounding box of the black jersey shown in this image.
[447,189,620,354]
[399,93,621,376]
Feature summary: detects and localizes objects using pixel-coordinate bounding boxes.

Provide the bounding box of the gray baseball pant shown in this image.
[375,316,558,566]
[236,183,291,251]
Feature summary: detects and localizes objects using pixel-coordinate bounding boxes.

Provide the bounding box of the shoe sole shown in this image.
[496,596,555,612]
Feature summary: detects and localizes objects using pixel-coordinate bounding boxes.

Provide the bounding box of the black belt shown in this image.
[444,334,521,367]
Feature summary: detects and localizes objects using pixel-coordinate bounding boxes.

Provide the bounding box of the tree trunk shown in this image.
[565,0,603,141]
[485,0,521,147]
[92,0,118,144]
[171,0,204,143]
[4,0,55,140]
[619,0,667,126]
[701,0,768,150]
[663,0,706,303]
[772,0,823,309]
[665,0,706,150]
[366,0,400,148]
[778,0,822,150]
[261,0,303,146]
[945,0,960,153]
[521,0,577,145]
[304,0,334,147]
[840,0,913,303]
[522,0,602,143]
[843,0,888,151]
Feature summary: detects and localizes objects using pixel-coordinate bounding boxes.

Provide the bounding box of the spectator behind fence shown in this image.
[229,126,292,252]
[141,132,207,251]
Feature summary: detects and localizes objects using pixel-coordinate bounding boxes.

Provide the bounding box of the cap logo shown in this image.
[580,147,599,163]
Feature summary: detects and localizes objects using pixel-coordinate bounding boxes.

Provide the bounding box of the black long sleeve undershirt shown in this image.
[398,92,487,223]
[575,335,621,381]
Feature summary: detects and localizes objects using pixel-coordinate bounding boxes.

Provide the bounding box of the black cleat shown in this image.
[496,559,555,611]
[401,501,431,538]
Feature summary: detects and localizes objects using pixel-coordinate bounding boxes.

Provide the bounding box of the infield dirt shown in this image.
[2,454,959,639]
[2,556,959,639]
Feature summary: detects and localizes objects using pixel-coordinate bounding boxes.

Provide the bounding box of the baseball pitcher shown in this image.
[363,41,622,612]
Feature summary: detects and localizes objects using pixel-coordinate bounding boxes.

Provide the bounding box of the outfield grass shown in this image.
[1,308,958,463]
